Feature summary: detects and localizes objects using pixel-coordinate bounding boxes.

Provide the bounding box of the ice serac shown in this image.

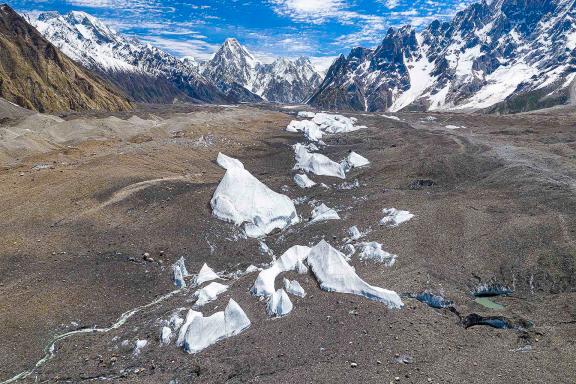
[312,113,365,133]
[267,288,293,317]
[293,144,346,179]
[309,0,576,113]
[380,208,414,227]
[345,152,370,169]
[160,326,172,345]
[175,309,202,347]
[217,152,244,170]
[306,240,403,309]
[294,173,317,189]
[193,282,229,308]
[193,263,220,286]
[287,120,323,142]
[251,245,312,297]
[211,158,300,237]
[284,278,306,298]
[172,257,189,288]
[310,203,341,223]
[174,257,190,277]
[172,264,186,288]
[182,299,251,354]
[348,226,362,240]
[298,111,316,118]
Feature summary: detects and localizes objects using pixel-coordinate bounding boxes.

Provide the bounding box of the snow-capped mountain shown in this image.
[253,57,324,104]
[202,38,323,103]
[309,0,576,113]
[26,11,228,104]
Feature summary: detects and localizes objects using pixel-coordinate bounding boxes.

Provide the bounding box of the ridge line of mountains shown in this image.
[26,9,323,108]
[2,0,576,114]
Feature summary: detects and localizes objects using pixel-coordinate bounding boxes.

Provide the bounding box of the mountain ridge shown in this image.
[202,38,324,104]
[27,10,230,105]
[309,0,576,113]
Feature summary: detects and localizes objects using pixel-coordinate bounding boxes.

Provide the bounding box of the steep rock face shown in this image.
[202,38,323,103]
[0,4,132,113]
[27,11,229,104]
[310,0,576,113]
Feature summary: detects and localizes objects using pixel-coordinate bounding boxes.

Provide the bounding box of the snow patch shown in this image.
[380,208,414,227]
[359,242,397,266]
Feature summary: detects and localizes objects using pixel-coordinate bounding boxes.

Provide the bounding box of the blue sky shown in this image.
[13,0,474,69]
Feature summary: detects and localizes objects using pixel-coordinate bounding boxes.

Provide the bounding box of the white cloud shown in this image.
[140,35,220,60]
[270,0,388,46]
[270,0,347,24]
[385,0,399,8]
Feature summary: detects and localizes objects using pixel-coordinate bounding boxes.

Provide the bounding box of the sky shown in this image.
[12,0,475,70]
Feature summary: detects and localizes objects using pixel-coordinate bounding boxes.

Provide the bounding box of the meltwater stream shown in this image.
[1,288,182,384]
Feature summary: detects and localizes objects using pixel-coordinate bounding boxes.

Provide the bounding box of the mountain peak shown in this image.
[217,38,256,64]
[64,10,113,34]
[223,37,241,47]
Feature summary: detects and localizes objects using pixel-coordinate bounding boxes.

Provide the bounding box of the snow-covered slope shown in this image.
[309,0,576,113]
[202,38,323,103]
[26,11,228,104]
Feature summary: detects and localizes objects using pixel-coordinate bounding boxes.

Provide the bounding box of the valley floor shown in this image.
[0,104,574,383]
